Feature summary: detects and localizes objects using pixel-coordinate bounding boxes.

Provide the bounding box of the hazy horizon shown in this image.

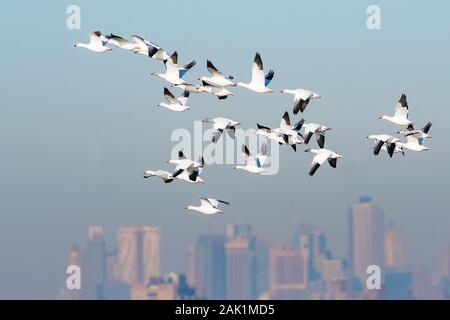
[0,1,449,298]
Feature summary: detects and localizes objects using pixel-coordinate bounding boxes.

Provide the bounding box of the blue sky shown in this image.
[0,1,449,298]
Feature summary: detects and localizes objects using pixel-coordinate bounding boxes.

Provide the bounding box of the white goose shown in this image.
[143,170,174,183]
[236,53,274,93]
[273,112,305,138]
[185,198,230,215]
[198,60,235,87]
[198,81,234,100]
[280,89,322,114]
[150,52,192,85]
[234,144,268,174]
[305,148,342,176]
[380,94,414,126]
[74,31,112,53]
[397,122,432,140]
[367,134,401,158]
[104,33,135,50]
[172,83,204,94]
[302,123,332,148]
[256,124,289,146]
[131,35,170,60]
[166,150,206,183]
[157,87,191,112]
[202,117,241,143]
[398,136,430,152]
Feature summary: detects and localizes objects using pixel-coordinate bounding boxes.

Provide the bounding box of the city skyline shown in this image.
[61,197,450,300]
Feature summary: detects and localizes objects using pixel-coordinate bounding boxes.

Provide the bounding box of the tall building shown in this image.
[293,224,330,281]
[115,226,160,285]
[186,243,196,288]
[268,244,308,299]
[83,226,106,299]
[349,197,385,287]
[193,234,226,299]
[226,237,255,299]
[384,223,405,272]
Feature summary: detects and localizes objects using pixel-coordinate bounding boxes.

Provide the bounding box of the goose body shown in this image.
[199,60,235,87]
[185,198,229,215]
[74,31,112,53]
[202,117,240,143]
[198,81,234,99]
[143,170,174,183]
[150,51,188,85]
[305,148,342,176]
[367,134,401,157]
[157,87,191,112]
[131,35,170,60]
[380,94,414,126]
[280,89,322,114]
[234,144,268,174]
[302,123,331,148]
[398,122,432,140]
[398,136,429,152]
[236,53,274,93]
[104,33,135,50]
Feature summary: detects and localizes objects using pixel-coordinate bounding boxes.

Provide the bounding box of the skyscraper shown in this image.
[226,238,254,299]
[384,223,405,272]
[349,197,385,287]
[83,226,106,299]
[268,244,308,299]
[115,226,160,285]
[193,234,226,299]
[293,224,330,281]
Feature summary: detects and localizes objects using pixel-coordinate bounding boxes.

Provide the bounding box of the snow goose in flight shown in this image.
[398,136,430,152]
[198,81,234,100]
[143,170,174,183]
[202,117,241,143]
[305,148,342,176]
[280,89,322,114]
[131,35,170,60]
[198,60,235,87]
[173,83,204,94]
[274,112,305,138]
[234,144,268,174]
[167,150,206,183]
[74,31,112,53]
[175,167,205,184]
[157,87,191,112]
[150,51,192,85]
[397,122,432,140]
[236,53,274,93]
[185,198,230,215]
[256,124,289,146]
[367,134,401,158]
[302,122,331,148]
[380,94,414,126]
[104,33,135,50]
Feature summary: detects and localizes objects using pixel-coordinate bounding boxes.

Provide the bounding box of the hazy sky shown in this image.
[0,1,449,298]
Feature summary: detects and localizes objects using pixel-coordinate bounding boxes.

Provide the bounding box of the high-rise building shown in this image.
[293,224,330,281]
[384,223,405,272]
[349,197,385,287]
[186,243,196,288]
[226,237,255,299]
[83,226,106,299]
[268,244,308,299]
[442,246,450,279]
[115,226,160,285]
[194,234,226,299]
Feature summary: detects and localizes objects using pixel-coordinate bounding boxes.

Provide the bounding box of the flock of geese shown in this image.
[74,31,432,215]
